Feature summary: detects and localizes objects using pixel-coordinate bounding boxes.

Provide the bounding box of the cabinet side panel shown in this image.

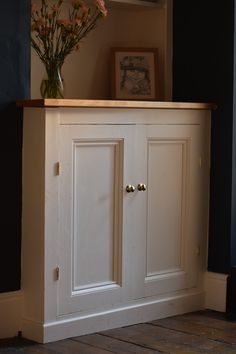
[22,108,45,323]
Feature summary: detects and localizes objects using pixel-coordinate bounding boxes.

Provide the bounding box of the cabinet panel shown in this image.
[72,140,121,291]
[143,125,202,297]
[146,139,186,276]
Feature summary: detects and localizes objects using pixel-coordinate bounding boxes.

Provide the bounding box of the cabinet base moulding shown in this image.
[22,289,204,343]
[0,291,22,339]
[204,271,228,312]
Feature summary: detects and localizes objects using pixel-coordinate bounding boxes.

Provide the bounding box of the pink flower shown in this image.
[37,17,45,26]
[31,23,39,32]
[31,0,108,67]
[39,26,51,36]
[95,0,107,16]
[71,0,82,9]
[57,19,72,27]
[31,2,37,13]
[51,4,60,13]
[81,6,89,18]
[73,16,82,25]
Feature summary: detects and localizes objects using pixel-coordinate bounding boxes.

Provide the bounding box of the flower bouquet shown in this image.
[31,0,108,98]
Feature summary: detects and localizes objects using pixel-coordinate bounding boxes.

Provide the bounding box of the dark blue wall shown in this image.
[231,1,236,267]
[0,2,30,292]
[173,1,235,273]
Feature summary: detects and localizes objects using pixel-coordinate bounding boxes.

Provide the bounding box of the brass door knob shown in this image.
[126,185,136,193]
[137,183,147,191]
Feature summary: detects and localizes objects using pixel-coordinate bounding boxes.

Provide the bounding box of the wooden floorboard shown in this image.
[101,323,236,354]
[150,317,236,345]
[73,333,161,353]
[1,311,236,353]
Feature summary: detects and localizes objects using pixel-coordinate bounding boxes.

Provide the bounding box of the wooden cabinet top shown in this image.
[17,99,215,110]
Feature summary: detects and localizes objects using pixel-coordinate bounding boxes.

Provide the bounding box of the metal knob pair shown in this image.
[126,183,147,193]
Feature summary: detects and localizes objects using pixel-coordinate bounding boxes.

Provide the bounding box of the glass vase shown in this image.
[40,60,65,98]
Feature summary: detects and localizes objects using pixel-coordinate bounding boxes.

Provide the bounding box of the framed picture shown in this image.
[111,47,159,101]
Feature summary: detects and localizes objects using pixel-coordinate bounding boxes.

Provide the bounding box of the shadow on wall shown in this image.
[0,103,23,292]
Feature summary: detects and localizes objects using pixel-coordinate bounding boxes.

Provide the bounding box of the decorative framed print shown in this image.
[111,47,159,101]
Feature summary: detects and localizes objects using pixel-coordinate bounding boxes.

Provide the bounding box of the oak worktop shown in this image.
[17,99,215,110]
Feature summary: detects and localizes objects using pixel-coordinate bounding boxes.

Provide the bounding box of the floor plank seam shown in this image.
[2,312,236,353]
[147,322,236,347]
[70,337,117,354]
[98,332,169,354]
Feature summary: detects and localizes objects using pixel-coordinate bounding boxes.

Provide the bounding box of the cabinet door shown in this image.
[57,122,206,315]
[58,124,146,315]
[140,124,205,297]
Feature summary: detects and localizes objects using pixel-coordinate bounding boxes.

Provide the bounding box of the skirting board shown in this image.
[0,274,227,342]
[0,290,22,339]
[204,271,228,312]
[22,289,204,343]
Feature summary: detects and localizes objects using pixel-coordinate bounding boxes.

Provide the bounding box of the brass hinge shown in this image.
[55,266,60,281]
[55,162,61,176]
[199,156,202,169]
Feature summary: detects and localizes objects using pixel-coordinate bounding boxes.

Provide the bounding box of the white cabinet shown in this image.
[21,100,211,343]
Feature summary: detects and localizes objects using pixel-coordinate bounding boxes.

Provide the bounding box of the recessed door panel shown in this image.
[72,140,120,292]
[143,124,202,297]
[146,139,186,277]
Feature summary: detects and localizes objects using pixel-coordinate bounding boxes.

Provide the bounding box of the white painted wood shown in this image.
[72,141,120,290]
[21,107,61,337]
[204,272,228,312]
[146,139,185,276]
[58,107,211,125]
[21,105,211,343]
[58,124,146,314]
[143,125,203,296]
[44,290,204,343]
[21,108,46,324]
[21,289,204,343]
[0,291,22,339]
[44,109,61,323]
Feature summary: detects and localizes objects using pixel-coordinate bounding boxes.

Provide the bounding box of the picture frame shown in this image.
[111,47,159,101]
